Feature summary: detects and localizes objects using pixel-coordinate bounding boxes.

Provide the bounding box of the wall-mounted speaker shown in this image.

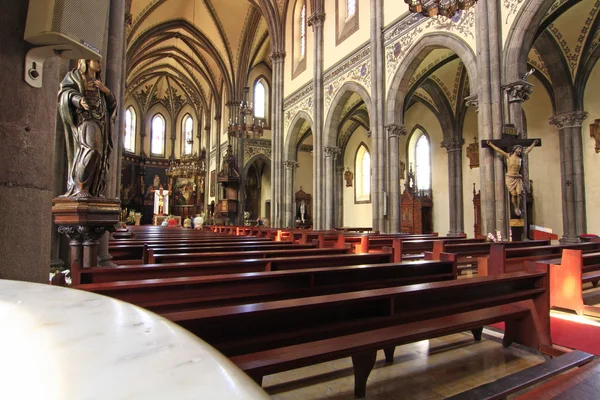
[24,0,110,60]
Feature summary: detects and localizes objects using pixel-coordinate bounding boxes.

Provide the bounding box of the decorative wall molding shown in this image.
[549,111,589,129]
[244,139,272,165]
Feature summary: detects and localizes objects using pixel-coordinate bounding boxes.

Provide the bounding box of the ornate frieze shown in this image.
[308,12,326,28]
[324,146,342,160]
[502,79,534,103]
[384,10,475,87]
[441,138,465,152]
[550,111,589,129]
[323,45,371,117]
[386,124,408,139]
[284,160,300,170]
[284,95,314,133]
[244,140,272,165]
[270,51,286,64]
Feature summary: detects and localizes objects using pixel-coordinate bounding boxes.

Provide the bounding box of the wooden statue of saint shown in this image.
[58,59,117,198]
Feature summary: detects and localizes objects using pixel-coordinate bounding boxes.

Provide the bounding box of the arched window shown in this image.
[347,0,356,18]
[415,134,431,190]
[151,114,166,157]
[124,106,136,153]
[254,81,266,119]
[300,3,306,57]
[355,143,371,203]
[182,114,193,155]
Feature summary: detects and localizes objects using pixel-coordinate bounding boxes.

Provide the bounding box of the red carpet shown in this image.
[490,317,600,356]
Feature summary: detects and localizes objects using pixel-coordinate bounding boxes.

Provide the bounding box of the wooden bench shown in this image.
[149,246,353,264]
[426,240,550,274]
[536,249,600,318]
[110,239,278,263]
[75,259,457,313]
[478,240,600,276]
[169,271,550,398]
[446,350,595,400]
[144,242,318,264]
[77,251,395,283]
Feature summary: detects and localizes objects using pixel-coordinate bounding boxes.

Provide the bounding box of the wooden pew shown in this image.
[110,239,277,263]
[426,239,550,274]
[169,271,550,398]
[535,249,600,318]
[143,242,317,264]
[478,240,600,276]
[75,259,457,313]
[447,350,595,400]
[149,246,353,264]
[77,251,395,284]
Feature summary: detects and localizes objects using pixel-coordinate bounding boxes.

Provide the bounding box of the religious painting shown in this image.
[466,137,479,169]
[143,167,167,203]
[590,119,600,153]
[174,177,196,206]
[210,170,215,197]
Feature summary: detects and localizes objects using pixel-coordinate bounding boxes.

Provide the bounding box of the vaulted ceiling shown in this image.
[125,0,272,117]
[404,0,600,127]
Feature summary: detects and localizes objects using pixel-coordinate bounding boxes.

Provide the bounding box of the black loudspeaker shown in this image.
[24,0,110,60]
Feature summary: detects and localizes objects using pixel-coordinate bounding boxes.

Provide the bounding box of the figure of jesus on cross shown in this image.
[486,139,539,217]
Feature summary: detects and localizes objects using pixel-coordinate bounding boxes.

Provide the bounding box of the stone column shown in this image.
[284,160,299,228]
[309,10,325,230]
[99,0,126,267]
[0,0,62,283]
[270,52,286,227]
[442,138,465,236]
[475,1,498,237]
[371,0,385,232]
[386,124,407,233]
[214,115,222,203]
[324,146,341,229]
[335,165,345,228]
[204,124,211,214]
[550,111,588,242]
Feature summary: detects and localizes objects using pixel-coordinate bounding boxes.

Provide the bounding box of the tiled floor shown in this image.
[264,330,545,399]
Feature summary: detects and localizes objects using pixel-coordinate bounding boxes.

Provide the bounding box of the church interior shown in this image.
[2,0,600,398]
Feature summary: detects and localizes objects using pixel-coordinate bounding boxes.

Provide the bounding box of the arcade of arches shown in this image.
[2,1,600,282]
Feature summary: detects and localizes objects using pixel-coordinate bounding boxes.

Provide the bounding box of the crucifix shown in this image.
[482,129,542,218]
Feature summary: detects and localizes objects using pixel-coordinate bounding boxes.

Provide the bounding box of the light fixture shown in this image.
[405,0,477,18]
[166,150,206,178]
[227,87,264,139]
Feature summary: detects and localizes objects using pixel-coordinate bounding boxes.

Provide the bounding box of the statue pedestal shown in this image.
[52,197,121,285]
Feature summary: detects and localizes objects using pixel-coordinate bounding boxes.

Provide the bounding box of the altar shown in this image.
[153,215,181,226]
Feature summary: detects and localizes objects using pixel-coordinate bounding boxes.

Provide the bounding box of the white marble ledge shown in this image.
[0,279,269,400]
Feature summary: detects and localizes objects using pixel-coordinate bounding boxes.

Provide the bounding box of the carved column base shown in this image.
[52,197,121,285]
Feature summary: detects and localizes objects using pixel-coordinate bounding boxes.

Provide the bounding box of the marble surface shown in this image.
[0,280,269,400]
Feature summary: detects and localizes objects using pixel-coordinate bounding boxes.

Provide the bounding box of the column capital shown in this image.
[336,165,345,174]
[308,12,325,29]
[386,124,407,139]
[441,138,464,152]
[464,94,479,111]
[502,79,534,103]
[550,111,588,129]
[283,160,299,170]
[225,101,239,108]
[270,51,286,64]
[324,146,341,159]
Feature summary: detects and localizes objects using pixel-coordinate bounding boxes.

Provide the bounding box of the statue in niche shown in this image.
[487,140,538,217]
[58,59,117,197]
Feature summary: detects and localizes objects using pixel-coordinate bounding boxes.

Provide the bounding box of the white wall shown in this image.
[583,62,600,234]
[523,75,563,238]
[403,102,449,235]
[342,126,373,227]
[462,107,480,238]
